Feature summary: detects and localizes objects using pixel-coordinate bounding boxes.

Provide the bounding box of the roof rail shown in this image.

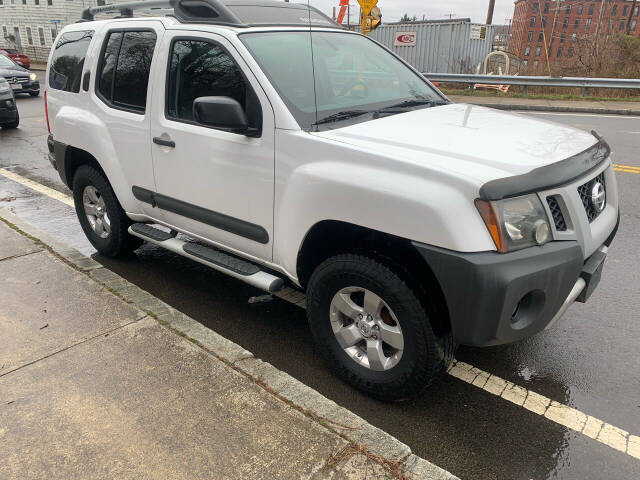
[81,0,247,27]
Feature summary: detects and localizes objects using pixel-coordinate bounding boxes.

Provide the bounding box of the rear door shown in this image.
[90,21,164,217]
[148,31,275,261]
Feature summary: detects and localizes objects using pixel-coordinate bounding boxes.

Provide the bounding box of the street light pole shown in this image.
[486,0,496,25]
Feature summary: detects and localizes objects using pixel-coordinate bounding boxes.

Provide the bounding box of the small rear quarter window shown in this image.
[49,30,93,93]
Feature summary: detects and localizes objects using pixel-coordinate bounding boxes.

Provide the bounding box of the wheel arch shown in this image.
[297,220,451,336]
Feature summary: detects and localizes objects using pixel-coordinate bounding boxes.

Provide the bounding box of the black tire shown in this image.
[29,91,40,97]
[72,165,142,257]
[0,113,19,130]
[306,254,455,402]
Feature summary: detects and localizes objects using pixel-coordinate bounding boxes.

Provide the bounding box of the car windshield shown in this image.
[0,55,17,68]
[240,31,445,130]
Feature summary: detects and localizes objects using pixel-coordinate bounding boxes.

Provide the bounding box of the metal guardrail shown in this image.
[422,73,640,95]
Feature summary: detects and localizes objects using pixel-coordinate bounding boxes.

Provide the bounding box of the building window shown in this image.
[635,6,639,17]
[588,4,594,15]
[632,20,638,30]
[2,26,7,38]
[542,17,547,27]
[560,32,565,43]
[525,45,531,56]
[578,4,584,15]
[566,4,571,14]
[612,4,617,15]
[21,0,25,4]
[586,18,592,29]
[568,47,574,58]
[624,5,629,16]
[97,0,105,4]
[35,0,39,5]
[48,0,52,5]
[620,20,626,31]
[38,27,44,46]
[557,46,563,57]
[530,17,536,27]
[538,31,544,42]
[563,17,568,28]
[535,46,541,56]
[523,60,528,67]
[51,28,57,42]
[532,2,539,13]
[574,18,580,28]
[543,2,549,14]
[533,60,539,68]
[527,31,533,41]
[26,26,32,45]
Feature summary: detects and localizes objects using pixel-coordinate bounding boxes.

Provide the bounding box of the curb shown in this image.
[456,101,640,116]
[0,207,458,480]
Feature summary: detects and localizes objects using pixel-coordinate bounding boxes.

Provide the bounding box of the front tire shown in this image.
[0,113,19,130]
[72,165,142,257]
[306,254,454,402]
[29,91,40,97]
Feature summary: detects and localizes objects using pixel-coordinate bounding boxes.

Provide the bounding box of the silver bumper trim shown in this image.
[545,277,586,331]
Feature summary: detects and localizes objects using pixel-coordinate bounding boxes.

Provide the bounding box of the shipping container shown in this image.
[370,20,495,74]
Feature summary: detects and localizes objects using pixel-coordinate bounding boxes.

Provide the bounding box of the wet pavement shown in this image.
[1,92,639,479]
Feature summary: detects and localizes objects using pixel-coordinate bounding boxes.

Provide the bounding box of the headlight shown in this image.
[0,78,9,93]
[29,73,37,81]
[475,194,552,253]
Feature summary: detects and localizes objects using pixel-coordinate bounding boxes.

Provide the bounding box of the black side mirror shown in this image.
[193,96,249,134]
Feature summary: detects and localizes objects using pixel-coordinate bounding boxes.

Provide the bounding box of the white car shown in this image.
[45,0,619,401]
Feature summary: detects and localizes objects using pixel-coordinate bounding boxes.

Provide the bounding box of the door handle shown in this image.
[153,136,175,148]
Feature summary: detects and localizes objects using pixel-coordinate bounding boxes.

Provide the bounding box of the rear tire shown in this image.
[306,253,454,402]
[72,165,142,257]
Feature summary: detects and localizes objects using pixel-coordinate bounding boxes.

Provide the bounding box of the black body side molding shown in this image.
[132,186,269,244]
[479,134,610,201]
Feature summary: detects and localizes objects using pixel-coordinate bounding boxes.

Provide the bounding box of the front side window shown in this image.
[241,31,444,130]
[97,30,156,112]
[49,30,93,93]
[166,39,259,128]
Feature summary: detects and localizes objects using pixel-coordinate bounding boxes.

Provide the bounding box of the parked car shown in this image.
[0,48,30,69]
[45,0,619,401]
[0,76,19,129]
[0,54,40,96]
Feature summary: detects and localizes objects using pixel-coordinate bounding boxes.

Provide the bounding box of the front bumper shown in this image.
[11,80,39,94]
[0,96,18,122]
[414,233,616,347]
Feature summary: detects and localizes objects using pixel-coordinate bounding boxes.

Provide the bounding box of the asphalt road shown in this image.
[1,91,639,480]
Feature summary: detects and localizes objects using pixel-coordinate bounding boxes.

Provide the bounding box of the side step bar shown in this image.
[128,224,284,293]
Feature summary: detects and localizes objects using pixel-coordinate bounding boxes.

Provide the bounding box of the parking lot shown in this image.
[1,85,639,479]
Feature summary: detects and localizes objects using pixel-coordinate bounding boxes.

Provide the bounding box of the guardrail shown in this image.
[422,73,640,96]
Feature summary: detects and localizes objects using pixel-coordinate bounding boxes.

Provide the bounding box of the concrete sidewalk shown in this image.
[448,94,640,115]
[0,211,455,480]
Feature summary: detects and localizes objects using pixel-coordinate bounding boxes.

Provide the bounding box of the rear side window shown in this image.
[49,30,93,93]
[97,30,157,113]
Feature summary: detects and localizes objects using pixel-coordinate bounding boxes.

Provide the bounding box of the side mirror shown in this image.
[193,96,249,134]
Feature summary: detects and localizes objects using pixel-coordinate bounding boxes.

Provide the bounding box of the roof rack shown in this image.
[81,0,340,29]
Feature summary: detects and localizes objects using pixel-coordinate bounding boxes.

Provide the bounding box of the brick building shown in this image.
[0,0,131,63]
[510,0,640,69]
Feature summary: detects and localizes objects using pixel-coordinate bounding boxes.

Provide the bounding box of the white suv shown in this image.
[45,0,619,401]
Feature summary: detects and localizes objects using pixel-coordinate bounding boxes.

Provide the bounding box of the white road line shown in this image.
[0,168,74,207]
[2,167,639,461]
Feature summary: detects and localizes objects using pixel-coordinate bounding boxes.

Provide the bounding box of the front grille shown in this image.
[547,196,567,231]
[578,173,606,222]
[4,76,29,84]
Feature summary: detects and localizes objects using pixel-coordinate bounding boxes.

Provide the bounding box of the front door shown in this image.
[149,32,275,261]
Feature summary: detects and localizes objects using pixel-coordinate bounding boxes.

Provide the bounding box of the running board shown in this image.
[128,224,284,293]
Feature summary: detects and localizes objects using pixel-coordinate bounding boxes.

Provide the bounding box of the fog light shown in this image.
[533,220,551,245]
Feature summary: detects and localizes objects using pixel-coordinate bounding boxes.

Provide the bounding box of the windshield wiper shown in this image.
[373,99,448,118]
[312,110,369,127]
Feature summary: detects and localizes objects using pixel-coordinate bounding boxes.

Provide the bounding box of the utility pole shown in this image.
[626,0,638,35]
[486,0,495,25]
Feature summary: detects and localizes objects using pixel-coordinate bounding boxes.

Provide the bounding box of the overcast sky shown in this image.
[302,1,516,25]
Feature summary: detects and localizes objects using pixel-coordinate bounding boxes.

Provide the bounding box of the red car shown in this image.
[0,49,30,69]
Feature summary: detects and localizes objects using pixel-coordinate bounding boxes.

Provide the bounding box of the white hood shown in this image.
[314,103,600,186]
